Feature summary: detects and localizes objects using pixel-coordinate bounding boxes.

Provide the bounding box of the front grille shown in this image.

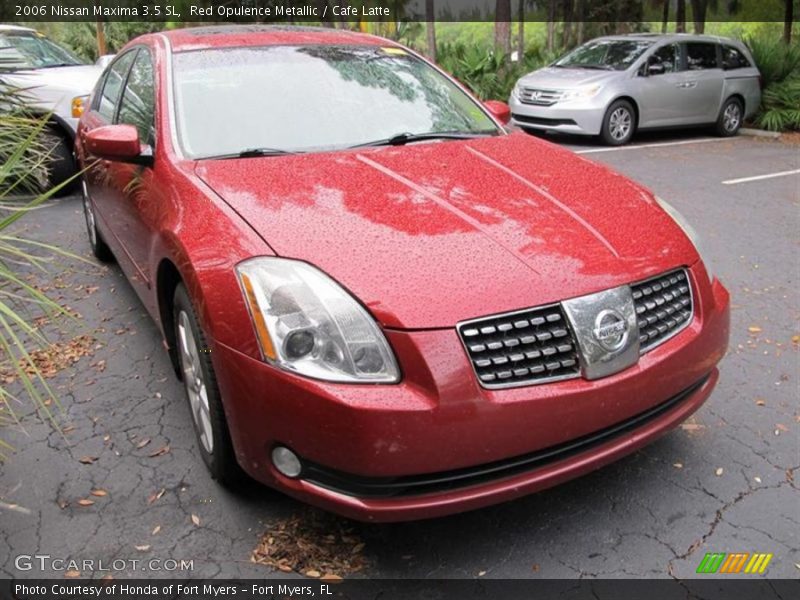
[632,269,693,352]
[301,374,711,498]
[512,114,577,127]
[458,304,580,388]
[518,88,563,106]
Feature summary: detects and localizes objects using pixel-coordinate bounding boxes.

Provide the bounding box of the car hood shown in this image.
[195,133,697,329]
[4,65,102,106]
[517,66,621,90]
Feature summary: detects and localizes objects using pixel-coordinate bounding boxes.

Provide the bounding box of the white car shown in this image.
[0,24,106,189]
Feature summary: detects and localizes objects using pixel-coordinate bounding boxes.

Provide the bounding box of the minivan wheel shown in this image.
[81,179,114,263]
[173,283,242,486]
[716,97,743,137]
[601,100,635,146]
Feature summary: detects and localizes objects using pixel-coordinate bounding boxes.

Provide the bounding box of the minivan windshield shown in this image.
[554,39,653,71]
[0,32,84,69]
[173,45,500,158]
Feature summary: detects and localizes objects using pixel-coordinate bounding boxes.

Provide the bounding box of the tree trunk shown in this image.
[517,0,525,59]
[546,0,556,51]
[561,0,574,48]
[425,0,436,61]
[676,0,686,33]
[495,0,512,56]
[691,0,707,34]
[661,0,670,33]
[785,0,794,44]
[95,21,107,56]
[575,0,586,44]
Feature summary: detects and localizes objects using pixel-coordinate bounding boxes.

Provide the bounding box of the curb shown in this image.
[740,128,782,139]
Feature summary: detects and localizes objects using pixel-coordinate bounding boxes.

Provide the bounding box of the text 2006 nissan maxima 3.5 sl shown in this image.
[76,26,729,522]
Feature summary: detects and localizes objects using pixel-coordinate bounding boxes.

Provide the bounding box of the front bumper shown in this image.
[509,93,607,136]
[211,270,729,521]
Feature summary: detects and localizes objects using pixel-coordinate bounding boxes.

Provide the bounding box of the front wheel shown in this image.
[173,283,242,486]
[715,97,743,137]
[600,100,635,146]
[44,128,78,195]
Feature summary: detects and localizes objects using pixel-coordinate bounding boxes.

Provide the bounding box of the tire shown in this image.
[715,97,743,137]
[600,100,636,146]
[44,128,79,196]
[81,179,114,263]
[173,283,243,486]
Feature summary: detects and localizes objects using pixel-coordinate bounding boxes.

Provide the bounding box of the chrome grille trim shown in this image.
[518,88,563,106]
[632,268,694,352]
[457,303,581,389]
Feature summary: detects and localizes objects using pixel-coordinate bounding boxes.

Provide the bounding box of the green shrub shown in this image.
[744,35,800,88]
[756,77,800,131]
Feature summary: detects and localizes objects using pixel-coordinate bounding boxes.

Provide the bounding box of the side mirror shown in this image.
[484,100,511,125]
[647,63,666,76]
[85,124,153,166]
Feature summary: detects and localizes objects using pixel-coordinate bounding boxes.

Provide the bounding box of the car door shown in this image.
[680,42,725,122]
[106,47,159,296]
[81,49,137,253]
[636,43,689,127]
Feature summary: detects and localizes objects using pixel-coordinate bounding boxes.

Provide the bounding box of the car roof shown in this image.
[154,25,390,53]
[0,24,36,33]
[597,33,743,45]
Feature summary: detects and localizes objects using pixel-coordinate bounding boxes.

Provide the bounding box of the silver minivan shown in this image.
[509,34,761,145]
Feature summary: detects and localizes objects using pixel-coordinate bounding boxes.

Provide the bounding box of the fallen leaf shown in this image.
[77,498,95,507]
[90,489,107,497]
[673,462,683,469]
[776,423,789,432]
[136,438,151,449]
[755,398,766,406]
[477,570,486,577]
[791,335,800,346]
[78,456,97,465]
[135,545,151,552]
[754,476,762,483]
[305,569,321,578]
[320,574,342,582]
[149,445,170,458]
[715,468,724,477]
[748,326,762,334]
[191,514,201,526]
[147,488,166,505]
[277,564,292,573]
[62,425,76,433]
[531,564,540,573]
[152,525,161,535]
[64,570,81,578]
[57,499,69,509]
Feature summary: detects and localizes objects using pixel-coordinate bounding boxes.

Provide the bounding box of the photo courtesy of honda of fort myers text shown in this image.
[0,0,798,599]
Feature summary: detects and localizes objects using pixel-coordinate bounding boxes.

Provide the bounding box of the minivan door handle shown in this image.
[677,81,698,89]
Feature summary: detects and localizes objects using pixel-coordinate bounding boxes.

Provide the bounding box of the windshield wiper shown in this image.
[39,62,82,69]
[203,147,299,160]
[578,64,615,71]
[350,130,497,149]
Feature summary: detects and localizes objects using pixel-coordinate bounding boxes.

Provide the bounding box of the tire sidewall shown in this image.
[602,100,635,146]
[717,97,743,137]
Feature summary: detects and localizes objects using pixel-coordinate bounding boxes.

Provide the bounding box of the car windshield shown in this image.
[0,32,84,69]
[554,39,653,71]
[173,45,500,158]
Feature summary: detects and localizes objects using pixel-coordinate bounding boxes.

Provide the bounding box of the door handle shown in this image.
[676,81,698,89]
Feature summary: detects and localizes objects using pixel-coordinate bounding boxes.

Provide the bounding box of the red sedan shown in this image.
[76,26,729,522]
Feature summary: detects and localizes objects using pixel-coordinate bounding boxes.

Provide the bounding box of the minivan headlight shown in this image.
[562,84,602,101]
[655,196,715,282]
[236,257,400,383]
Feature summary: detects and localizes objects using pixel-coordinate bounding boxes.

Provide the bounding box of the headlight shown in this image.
[562,84,602,101]
[655,196,715,282]
[236,257,400,383]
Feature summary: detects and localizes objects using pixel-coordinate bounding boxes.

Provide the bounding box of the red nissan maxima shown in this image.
[76,26,729,522]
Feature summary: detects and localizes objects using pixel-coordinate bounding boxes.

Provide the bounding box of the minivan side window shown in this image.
[722,45,751,70]
[685,42,719,70]
[117,49,156,146]
[649,44,680,74]
[96,50,137,122]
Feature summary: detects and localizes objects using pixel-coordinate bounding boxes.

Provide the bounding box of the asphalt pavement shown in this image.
[1,130,797,579]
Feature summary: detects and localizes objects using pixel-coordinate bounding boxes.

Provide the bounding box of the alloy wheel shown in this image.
[609,107,632,141]
[177,310,214,454]
[723,103,741,133]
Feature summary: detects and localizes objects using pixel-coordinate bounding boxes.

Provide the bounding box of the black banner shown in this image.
[3,579,800,600]
[1,0,796,23]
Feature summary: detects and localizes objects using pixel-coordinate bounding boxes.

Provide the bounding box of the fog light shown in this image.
[271,446,302,478]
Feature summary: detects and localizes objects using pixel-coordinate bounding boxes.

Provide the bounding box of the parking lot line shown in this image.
[722,169,800,185]
[574,137,733,154]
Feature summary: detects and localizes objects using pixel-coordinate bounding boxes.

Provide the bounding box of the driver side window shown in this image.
[649,44,679,74]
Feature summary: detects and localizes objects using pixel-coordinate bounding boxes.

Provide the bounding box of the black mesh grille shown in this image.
[632,269,693,352]
[458,304,580,388]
